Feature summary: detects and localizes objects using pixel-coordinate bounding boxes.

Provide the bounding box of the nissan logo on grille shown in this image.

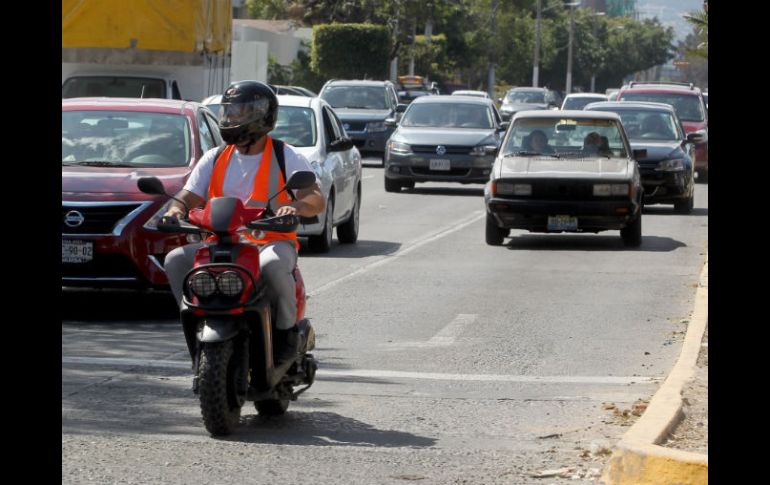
[64,210,85,228]
[436,145,447,155]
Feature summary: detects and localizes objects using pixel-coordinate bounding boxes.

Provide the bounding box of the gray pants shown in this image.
[164,240,298,330]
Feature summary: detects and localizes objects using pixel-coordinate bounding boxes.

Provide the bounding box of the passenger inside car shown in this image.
[640,114,673,139]
[523,130,554,154]
[582,132,611,156]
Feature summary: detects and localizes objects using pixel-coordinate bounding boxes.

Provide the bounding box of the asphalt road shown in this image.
[62,158,708,484]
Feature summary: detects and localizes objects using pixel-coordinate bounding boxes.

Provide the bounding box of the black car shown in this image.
[484,110,644,247]
[584,101,705,213]
[319,80,407,163]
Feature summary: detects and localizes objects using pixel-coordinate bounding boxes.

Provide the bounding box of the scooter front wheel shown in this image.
[198,341,243,436]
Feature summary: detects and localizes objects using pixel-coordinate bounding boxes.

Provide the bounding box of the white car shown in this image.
[451,89,490,98]
[202,94,363,253]
[560,93,608,110]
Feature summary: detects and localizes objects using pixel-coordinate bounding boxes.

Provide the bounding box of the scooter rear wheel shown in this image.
[198,341,243,436]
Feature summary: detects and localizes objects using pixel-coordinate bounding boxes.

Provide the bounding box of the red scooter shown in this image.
[138,172,318,436]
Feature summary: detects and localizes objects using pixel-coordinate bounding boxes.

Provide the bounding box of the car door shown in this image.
[321,105,350,223]
[328,106,360,213]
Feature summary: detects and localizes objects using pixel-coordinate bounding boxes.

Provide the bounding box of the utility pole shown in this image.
[565,2,577,94]
[487,0,498,98]
[389,5,400,83]
[590,11,605,92]
[533,0,542,87]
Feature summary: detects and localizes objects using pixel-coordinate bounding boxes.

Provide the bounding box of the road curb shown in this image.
[601,256,708,485]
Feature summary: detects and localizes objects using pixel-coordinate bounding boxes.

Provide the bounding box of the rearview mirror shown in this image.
[328,137,354,152]
[632,149,648,160]
[497,121,510,132]
[384,118,398,127]
[137,177,167,196]
[284,171,316,191]
[396,104,408,113]
[686,130,706,144]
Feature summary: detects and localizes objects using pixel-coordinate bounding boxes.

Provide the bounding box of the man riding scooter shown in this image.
[162,80,325,365]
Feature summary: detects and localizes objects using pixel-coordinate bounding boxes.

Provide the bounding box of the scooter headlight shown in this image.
[217,271,244,297]
[189,271,217,298]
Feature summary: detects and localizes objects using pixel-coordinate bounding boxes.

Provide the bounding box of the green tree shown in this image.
[683,7,707,59]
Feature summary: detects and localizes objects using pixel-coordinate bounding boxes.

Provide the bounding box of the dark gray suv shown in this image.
[320,80,406,163]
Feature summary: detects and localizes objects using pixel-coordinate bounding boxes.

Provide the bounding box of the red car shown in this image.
[618,82,708,180]
[62,98,224,289]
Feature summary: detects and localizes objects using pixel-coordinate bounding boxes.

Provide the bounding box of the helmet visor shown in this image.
[219,99,270,128]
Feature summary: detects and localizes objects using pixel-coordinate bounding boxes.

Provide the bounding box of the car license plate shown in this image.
[429,159,451,171]
[547,215,578,231]
[62,240,93,263]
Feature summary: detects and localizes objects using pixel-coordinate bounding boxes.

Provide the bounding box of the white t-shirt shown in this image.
[184,142,315,200]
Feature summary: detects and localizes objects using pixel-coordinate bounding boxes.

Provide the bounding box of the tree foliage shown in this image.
[311,24,390,80]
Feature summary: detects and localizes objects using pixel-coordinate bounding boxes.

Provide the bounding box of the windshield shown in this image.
[62,76,167,99]
[321,86,388,110]
[593,108,682,141]
[502,116,628,158]
[401,102,493,129]
[562,97,605,110]
[619,92,705,122]
[271,106,317,148]
[62,110,191,167]
[506,90,545,104]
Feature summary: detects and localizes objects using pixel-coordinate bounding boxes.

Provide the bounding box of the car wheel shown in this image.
[620,212,642,247]
[337,187,360,244]
[674,194,694,214]
[384,177,402,193]
[696,169,708,183]
[485,214,507,246]
[308,197,334,253]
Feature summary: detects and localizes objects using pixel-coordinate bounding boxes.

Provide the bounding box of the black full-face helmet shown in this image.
[218,81,278,147]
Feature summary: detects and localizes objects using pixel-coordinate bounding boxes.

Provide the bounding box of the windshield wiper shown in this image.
[65,161,134,167]
[508,151,560,158]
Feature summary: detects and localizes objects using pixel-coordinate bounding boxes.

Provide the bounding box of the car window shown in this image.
[619,92,705,122]
[62,110,191,167]
[321,85,388,110]
[327,108,347,139]
[203,112,223,145]
[595,109,680,141]
[503,116,628,158]
[321,106,342,144]
[272,106,317,148]
[506,90,546,104]
[197,111,217,152]
[401,102,493,129]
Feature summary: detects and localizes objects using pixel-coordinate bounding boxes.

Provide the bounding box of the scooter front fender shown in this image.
[198,318,242,343]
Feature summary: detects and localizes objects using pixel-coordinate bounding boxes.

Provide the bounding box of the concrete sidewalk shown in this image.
[601,258,708,485]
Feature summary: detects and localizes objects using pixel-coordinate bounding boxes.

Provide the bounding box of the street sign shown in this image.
[673,60,690,67]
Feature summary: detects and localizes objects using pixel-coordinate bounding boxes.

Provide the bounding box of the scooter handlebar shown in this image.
[246,214,299,233]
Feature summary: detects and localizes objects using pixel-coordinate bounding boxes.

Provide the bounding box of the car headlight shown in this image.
[494,182,531,196]
[367,121,387,132]
[471,144,499,156]
[189,271,217,298]
[388,141,412,155]
[216,271,244,297]
[593,184,630,196]
[143,200,174,231]
[655,159,686,172]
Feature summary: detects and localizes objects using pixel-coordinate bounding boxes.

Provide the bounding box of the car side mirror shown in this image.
[284,170,316,190]
[385,118,398,128]
[497,121,510,132]
[328,137,354,152]
[137,176,167,196]
[632,149,647,160]
[396,104,408,113]
[686,130,706,144]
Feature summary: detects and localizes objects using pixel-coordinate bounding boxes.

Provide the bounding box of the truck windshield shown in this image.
[62,76,167,99]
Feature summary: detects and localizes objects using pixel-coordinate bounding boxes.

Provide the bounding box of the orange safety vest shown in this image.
[207,136,298,248]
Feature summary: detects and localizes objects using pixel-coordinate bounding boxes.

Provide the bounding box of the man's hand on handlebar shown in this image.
[162,206,186,225]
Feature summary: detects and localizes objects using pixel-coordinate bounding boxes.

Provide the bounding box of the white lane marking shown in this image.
[308,210,485,297]
[427,314,477,346]
[62,357,659,384]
